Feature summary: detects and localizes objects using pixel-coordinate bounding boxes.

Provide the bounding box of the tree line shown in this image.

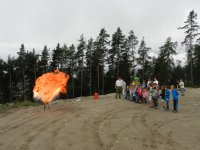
[0,10,200,104]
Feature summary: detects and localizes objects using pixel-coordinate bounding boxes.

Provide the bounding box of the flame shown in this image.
[33,70,69,104]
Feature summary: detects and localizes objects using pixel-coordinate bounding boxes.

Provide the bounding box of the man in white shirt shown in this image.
[179,79,185,96]
[115,77,123,99]
[122,80,126,97]
[147,79,152,87]
[153,78,159,87]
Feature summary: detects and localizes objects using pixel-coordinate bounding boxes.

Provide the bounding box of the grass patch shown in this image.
[0,101,39,113]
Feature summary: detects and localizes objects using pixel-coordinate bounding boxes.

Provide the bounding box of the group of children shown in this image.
[125,81,180,113]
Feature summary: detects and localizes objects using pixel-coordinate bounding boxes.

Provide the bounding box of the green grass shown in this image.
[0,100,39,113]
[185,85,200,88]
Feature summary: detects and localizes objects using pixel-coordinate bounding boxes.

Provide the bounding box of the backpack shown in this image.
[152,89,158,99]
[137,88,142,96]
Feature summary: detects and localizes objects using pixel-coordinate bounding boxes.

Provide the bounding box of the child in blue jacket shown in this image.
[171,85,179,112]
[165,86,170,111]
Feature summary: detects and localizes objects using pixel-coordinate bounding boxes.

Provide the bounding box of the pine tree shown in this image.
[67,44,76,98]
[17,44,26,65]
[173,60,185,83]
[146,56,157,79]
[93,28,110,94]
[62,44,68,72]
[7,56,19,102]
[121,39,131,83]
[16,44,26,100]
[76,35,86,96]
[85,38,94,96]
[0,58,7,104]
[109,27,125,77]
[7,55,13,102]
[51,43,65,70]
[156,37,177,84]
[193,45,200,84]
[137,37,151,80]
[125,30,138,82]
[24,50,39,100]
[39,45,50,74]
[178,10,200,85]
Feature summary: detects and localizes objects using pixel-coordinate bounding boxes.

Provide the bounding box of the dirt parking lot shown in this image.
[0,88,200,150]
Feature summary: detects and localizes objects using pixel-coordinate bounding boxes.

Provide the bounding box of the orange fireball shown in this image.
[33,70,69,104]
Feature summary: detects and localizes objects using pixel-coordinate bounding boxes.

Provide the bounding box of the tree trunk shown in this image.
[90,61,92,96]
[97,65,99,93]
[190,40,193,86]
[102,64,104,95]
[190,50,193,86]
[9,68,12,102]
[72,76,74,99]
[81,62,83,97]
[34,64,36,81]
[22,66,25,101]
[117,63,119,77]
[129,63,132,83]
[143,64,144,81]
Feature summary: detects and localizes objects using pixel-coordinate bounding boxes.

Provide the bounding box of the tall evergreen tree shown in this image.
[126,30,138,82]
[24,49,39,100]
[7,56,19,102]
[172,60,185,84]
[51,43,64,70]
[67,44,76,98]
[62,44,68,72]
[178,10,200,85]
[108,27,125,77]
[107,27,125,92]
[193,45,200,84]
[16,44,26,100]
[137,37,151,80]
[156,37,177,84]
[85,38,94,96]
[120,39,131,83]
[146,56,157,79]
[7,55,13,102]
[38,45,50,74]
[76,35,86,96]
[93,28,110,94]
[0,58,7,104]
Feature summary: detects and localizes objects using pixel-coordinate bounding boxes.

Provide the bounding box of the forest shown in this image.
[0,10,200,104]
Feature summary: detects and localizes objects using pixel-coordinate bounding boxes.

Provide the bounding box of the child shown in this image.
[136,85,142,103]
[125,85,130,100]
[142,88,148,103]
[152,86,159,109]
[148,83,153,107]
[160,85,166,109]
[165,86,170,111]
[141,80,147,88]
[132,85,137,102]
[171,85,179,113]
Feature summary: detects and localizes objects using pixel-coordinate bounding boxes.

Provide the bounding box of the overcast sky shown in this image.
[0,0,200,64]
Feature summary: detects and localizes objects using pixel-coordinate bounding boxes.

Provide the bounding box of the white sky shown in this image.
[0,0,200,65]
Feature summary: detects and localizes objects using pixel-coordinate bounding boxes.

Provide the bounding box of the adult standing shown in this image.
[147,79,152,87]
[179,79,185,96]
[153,78,159,88]
[115,77,123,99]
[122,80,126,98]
